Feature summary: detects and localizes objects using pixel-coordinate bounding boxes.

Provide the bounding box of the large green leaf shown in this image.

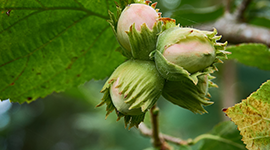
[198,121,246,150]
[224,80,270,150]
[227,43,270,70]
[0,0,126,103]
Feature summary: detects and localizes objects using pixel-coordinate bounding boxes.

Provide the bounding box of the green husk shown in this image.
[162,74,214,114]
[97,59,165,128]
[153,27,229,83]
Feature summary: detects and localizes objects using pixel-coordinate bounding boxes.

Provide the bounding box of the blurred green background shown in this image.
[1,0,270,149]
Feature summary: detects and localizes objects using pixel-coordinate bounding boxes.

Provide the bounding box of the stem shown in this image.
[150,105,162,148]
[139,123,189,146]
[147,105,171,150]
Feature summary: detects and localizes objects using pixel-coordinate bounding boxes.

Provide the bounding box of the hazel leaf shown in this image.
[224,80,270,150]
[0,0,125,103]
[227,43,270,70]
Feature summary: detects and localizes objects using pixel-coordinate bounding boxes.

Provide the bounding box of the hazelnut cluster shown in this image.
[97,1,229,128]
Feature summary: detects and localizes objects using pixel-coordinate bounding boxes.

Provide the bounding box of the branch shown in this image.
[196,13,270,47]
[138,123,189,146]
[234,0,252,22]
[196,0,270,47]
[223,0,231,13]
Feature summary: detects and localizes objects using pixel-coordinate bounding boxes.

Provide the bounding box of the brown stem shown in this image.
[150,105,162,147]
[149,105,171,150]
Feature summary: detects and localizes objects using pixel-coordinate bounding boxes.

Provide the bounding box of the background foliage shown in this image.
[1,0,270,149]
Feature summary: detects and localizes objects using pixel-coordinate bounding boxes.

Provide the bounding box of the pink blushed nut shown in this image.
[110,77,143,115]
[163,39,216,73]
[117,3,159,51]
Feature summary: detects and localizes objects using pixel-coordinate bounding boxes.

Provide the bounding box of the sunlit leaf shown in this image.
[227,43,270,70]
[0,0,125,103]
[224,80,270,150]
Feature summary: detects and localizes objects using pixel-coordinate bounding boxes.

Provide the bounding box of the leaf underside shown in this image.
[225,80,270,150]
[0,0,125,103]
[227,43,270,70]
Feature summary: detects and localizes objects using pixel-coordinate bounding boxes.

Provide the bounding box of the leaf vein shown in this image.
[0,7,109,20]
[0,10,42,35]
[1,13,89,68]
[13,25,111,102]
[0,55,30,93]
[1,13,90,95]
[34,0,45,8]
[105,0,109,14]
[239,119,263,130]
[246,135,270,141]
[73,0,84,8]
